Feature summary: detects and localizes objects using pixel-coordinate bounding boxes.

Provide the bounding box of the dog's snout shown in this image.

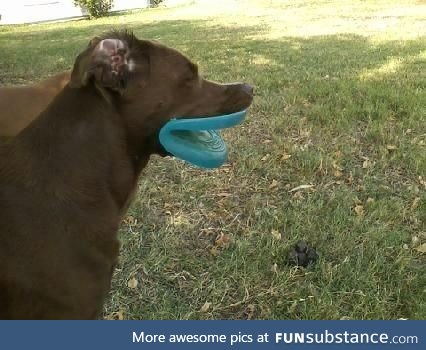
[224,82,254,96]
[242,83,254,96]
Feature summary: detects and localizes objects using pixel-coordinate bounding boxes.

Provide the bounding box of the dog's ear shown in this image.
[88,36,102,47]
[69,39,129,90]
[68,49,92,88]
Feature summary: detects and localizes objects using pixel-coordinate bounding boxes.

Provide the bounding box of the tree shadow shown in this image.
[1,17,423,92]
[0,19,266,83]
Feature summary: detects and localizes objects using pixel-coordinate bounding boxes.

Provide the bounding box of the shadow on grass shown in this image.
[0,19,266,82]
[1,18,423,105]
[1,16,424,85]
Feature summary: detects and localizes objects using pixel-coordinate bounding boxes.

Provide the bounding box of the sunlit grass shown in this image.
[360,51,426,80]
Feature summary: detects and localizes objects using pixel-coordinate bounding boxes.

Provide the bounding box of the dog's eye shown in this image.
[181,75,197,87]
[181,62,199,86]
[188,62,199,75]
[184,75,196,83]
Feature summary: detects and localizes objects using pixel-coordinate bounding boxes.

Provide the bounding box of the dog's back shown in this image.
[0,72,70,137]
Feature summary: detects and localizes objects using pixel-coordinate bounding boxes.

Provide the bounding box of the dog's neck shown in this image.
[2,85,150,213]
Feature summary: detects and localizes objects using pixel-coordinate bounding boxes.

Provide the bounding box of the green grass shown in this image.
[1,0,425,319]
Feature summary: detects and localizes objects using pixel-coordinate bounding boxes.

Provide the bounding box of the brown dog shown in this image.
[0,31,253,319]
[0,72,70,137]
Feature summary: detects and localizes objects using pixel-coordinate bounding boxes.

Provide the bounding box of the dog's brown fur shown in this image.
[0,31,253,319]
[0,72,70,137]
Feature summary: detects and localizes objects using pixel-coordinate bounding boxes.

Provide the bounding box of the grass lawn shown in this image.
[0,0,425,319]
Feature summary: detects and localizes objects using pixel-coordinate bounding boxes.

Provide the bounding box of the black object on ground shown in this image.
[287,240,318,267]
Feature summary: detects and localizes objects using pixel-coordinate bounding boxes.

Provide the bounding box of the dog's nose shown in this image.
[242,83,254,96]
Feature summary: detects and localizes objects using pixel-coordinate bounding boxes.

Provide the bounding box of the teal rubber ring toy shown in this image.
[159,110,247,169]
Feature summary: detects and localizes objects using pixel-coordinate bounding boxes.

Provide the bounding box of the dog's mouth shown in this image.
[159,109,248,169]
[156,81,254,167]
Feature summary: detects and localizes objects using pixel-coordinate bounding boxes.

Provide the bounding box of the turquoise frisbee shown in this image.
[159,110,247,169]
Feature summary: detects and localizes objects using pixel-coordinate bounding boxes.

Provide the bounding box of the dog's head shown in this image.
[70,31,254,154]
